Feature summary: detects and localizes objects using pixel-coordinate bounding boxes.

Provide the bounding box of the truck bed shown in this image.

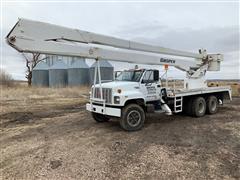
[167,86,232,99]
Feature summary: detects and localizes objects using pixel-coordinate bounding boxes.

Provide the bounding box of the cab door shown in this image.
[140,70,160,102]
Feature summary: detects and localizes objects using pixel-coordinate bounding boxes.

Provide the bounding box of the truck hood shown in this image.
[94,81,139,89]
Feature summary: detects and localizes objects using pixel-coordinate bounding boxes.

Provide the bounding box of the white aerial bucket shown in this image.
[208,54,223,71]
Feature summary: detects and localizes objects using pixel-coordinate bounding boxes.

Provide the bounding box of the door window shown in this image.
[142,70,154,83]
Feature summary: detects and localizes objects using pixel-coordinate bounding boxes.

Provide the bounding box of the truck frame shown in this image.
[6,19,232,131]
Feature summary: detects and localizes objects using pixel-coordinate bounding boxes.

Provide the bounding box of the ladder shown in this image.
[174,96,183,113]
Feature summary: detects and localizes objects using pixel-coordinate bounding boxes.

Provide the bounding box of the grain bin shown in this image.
[68,58,89,86]
[49,60,68,87]
[32,61,49,87]
[46,55,57,66]
[46,55,73,66]
[89,60,114,84]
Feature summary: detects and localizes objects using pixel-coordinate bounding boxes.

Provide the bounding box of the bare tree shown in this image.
[22,53,45,86]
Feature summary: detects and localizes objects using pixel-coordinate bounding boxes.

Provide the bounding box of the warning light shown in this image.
[164,64,169,70]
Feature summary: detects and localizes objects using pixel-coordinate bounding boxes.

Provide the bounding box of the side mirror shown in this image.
[114,71,122,80]
[114,72,117,79]
[154,70,159,81]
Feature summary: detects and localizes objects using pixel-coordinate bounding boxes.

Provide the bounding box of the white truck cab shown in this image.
[88,69,161,104]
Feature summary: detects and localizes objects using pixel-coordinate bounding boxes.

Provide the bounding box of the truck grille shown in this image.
[93,88,112,104]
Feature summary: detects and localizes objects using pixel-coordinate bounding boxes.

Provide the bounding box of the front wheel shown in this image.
[91,112,110,122]
[120,104,145,131]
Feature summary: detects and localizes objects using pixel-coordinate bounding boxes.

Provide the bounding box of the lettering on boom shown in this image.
[160,58,176,64]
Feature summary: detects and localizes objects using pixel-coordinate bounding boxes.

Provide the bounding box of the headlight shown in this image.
[114,96,120,104]
[117,89,122,93]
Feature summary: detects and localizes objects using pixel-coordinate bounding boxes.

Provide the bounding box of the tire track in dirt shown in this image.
[0,104,86,128]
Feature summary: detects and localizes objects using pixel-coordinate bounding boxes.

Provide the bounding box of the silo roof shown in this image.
[91,60,113,68]
[69,59,89,69]
[34,61,49,70]
[49,60,68,69]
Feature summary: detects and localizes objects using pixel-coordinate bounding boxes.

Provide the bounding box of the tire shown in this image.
[206,95,218,114]
[120,104,145,131]
[191,97,206,117]
[91,112,110,122]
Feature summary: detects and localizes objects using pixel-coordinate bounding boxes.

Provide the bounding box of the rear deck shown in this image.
[167,86,231,99]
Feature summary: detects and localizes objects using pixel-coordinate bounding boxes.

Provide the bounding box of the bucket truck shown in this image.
[6,19,232,131]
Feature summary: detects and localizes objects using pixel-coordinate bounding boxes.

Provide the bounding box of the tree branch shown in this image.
[22,52,43,86]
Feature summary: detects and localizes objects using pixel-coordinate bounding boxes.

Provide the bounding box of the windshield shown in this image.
[115,70,143,82]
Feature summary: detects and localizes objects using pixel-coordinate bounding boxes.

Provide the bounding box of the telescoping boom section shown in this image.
[6,18,231,131]
[7,18,222,78]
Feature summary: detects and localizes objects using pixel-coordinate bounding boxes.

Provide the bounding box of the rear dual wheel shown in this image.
[186,95,218,117]
[206,95,218,114]
[191,97,206,117]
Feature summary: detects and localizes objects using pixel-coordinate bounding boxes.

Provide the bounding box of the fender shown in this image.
[113,90,146,106]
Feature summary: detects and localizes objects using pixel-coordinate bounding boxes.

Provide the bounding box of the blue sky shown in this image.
[1,1,239,80]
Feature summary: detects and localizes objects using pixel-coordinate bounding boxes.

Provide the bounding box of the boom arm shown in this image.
[6,18,223,77]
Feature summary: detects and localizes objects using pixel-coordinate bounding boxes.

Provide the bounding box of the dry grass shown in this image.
[208,81,240,96]
[0,69,15,87]
[0,84,90,116]
[161,79,185,89]
[1,85,90,100]
[162,79,240,96]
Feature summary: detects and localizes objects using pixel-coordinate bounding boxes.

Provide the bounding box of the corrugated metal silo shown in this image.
[49,60,68,87]
[63,56,73,66]
[46,55,56,66]
[68,58,89,86]
[46,55,73,66]
[32,61,49,87]
[89,60,114,84]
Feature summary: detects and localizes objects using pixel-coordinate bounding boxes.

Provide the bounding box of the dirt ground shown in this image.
[0,86,240,179]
